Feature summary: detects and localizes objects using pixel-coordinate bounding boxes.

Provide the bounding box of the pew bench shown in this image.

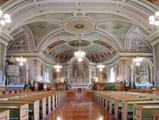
[134,104,159,120]
[122,100,159,120]
[0,103,28,120]
[22,96,47,119]
[113,97,152,119]
[0,110,9,120]
[7,99,39,120]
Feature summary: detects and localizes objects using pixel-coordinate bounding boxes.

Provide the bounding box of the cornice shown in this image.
[0,31,13,46]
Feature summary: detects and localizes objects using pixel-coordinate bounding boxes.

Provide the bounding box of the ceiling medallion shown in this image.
[74,24,85,29]
[64,17,95,34]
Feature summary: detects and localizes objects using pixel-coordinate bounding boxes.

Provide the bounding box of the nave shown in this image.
[49,91,116,120]
[1,89,159,120]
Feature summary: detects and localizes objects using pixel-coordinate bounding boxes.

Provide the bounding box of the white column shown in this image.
[0,43,6,86]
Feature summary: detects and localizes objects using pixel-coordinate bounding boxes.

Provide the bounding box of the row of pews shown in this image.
[0,90,66,120]
[0,89,32,95]
[93,91,159,120]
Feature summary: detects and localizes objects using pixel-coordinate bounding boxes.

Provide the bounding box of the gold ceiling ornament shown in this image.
[74,24,85,29]
[64,17,95,34]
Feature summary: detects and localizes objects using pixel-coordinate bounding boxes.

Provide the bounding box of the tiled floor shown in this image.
[49,92,116,120]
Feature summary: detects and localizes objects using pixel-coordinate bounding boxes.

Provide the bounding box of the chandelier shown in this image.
[149,11,159,26]
[74,49,86,62]
[0,10,11,28]
[54,64,62,72]
[16,57,27,66]
[133,57,143,66]
[97,64,105,72]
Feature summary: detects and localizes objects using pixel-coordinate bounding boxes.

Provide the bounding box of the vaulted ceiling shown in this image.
[3,0,157,64]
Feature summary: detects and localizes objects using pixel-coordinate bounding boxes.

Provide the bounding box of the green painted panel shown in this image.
[28,22,60,42]
[98,21,132,44]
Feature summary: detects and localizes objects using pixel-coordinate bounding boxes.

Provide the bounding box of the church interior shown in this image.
[1,0,159,120]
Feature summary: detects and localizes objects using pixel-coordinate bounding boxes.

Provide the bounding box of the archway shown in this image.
[130,58,153,88]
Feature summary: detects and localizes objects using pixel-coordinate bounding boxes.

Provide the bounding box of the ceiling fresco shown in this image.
[0,0,9,5]
[28,22,60,44]
[98,21,132,45]
[147,0,159,6]
[8,34,29,52]
[6,0,155,64]
[43,39,117,63]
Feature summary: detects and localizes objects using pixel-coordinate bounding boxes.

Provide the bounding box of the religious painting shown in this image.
[133,62,152,88]
[72,60,88,84]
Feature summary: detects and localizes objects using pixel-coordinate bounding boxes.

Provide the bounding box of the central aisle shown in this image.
[49,92,116,120]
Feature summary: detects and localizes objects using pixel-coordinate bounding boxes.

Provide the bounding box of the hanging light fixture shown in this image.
[16,56,27,66]
[97,64,105,72]
[73,39,86,62]
[133,57,143,66]
[74,49,86,62]
[0,9,11,28]
[54,64,62,72]
[149,11,159,26]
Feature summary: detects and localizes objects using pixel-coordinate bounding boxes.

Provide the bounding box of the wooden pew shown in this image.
[9,91,59,119]
[22,96,47,119]
[134,104,159,120]
[154,112,159,120]
[0,110,9,120]
[6,99,39,120]
[0,103,28,120]
[122,101,159,120]
[114,97,152,119]
[0,91,39,101]
[0,90,65,120]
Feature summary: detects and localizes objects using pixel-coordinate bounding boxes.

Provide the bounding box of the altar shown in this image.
[71,83,91,89]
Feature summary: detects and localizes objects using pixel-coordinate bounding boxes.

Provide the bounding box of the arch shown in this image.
[130,57,153,87]
[124,26,152,52]
[68,56,90,65]
[38,30,121,52]
[0,0,155,34]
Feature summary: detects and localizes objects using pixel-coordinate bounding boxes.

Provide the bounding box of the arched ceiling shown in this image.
[4,0,156,64]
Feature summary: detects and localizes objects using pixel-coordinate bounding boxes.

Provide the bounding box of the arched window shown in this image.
[110,67,115,82]
[44,72,49,82]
